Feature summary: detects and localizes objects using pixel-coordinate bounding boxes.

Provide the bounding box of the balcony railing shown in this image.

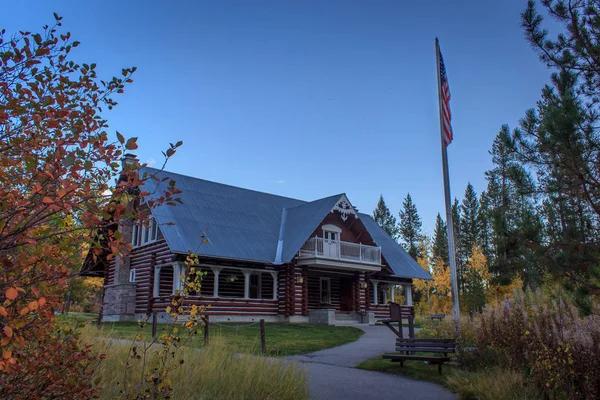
[298,237,382,265]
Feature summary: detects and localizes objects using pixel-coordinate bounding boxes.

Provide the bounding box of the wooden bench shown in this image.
[382,338,456,374]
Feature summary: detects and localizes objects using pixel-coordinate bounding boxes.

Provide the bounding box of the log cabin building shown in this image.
[82,157,430,325]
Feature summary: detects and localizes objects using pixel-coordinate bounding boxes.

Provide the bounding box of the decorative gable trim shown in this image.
[331,194,357,222]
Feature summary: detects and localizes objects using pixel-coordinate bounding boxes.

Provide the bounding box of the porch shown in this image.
[150,263,281,321]
[304,267,413,324]
[148,262,413,324]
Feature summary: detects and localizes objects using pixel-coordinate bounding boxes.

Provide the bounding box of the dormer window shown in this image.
[131,217,161,248]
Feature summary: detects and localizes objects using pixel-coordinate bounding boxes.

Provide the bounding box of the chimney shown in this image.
[121,153,138,171]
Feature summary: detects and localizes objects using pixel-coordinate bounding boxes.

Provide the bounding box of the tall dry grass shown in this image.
[445,367,542,400]
[82,329,308,400]
[476,289,600,399]
[417,288,600,399]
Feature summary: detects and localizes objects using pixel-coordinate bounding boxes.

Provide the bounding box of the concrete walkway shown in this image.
[287,325,456,400]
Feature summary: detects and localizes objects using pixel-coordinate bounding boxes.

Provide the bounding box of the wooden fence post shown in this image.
[259,319,266,354]
[152,312,158,338]
[203,315,209,345]
[96,286,106,326]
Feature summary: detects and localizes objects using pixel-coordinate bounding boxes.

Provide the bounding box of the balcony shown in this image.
[297,237,382,269]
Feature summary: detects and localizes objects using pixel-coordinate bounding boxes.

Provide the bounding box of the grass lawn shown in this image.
[61,313,363,356]
[357,356,455,387]
[56,311,98,322]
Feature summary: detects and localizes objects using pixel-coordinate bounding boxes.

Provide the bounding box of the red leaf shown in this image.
[5,287,18,301]
[125,137,138,150]
[3,326,13,338]
[116,131,125,144]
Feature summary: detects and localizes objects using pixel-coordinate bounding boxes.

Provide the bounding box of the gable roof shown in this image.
[277,194,343,264]
[358,213,431,280]
[142,167,430,279]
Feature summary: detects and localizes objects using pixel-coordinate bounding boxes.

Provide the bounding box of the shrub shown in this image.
[0,323,100,400]
[417,314,478,346]
[475,289,600,399]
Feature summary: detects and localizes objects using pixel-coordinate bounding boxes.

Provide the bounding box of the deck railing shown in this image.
[298,237,382,265]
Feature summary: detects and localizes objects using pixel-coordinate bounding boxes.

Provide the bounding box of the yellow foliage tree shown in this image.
[462,245,490,313]
[430,258,452,314]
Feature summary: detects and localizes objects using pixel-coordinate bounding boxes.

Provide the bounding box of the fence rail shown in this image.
[298,237,381,265]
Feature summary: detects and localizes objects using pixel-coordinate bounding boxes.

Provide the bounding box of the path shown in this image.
[287,324,456,400]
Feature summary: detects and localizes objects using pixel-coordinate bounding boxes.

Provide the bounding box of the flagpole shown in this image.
[435,38,461,335]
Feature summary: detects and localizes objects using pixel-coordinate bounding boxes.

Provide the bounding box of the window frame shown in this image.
[129,268,137,283]
[132,217,160,248]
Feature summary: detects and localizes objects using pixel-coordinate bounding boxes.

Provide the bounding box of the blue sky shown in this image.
[6,1,552,234]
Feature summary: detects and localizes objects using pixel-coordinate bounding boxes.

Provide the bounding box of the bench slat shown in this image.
[396,338,455,343]
[396,341,456,347]
[383,353,450,363]
[395,347,455,353]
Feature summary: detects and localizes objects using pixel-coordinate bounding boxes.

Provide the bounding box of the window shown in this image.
[324,230,338,241]
[322,224,341,241]
[142,223,149,243]
[131,224,139,246]
[129,268,136,283]
[151,220,159,241]
[320,277,331,304]
[131,217,161,248]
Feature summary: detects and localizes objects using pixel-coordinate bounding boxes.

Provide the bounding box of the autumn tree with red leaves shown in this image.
[0,14,180,397]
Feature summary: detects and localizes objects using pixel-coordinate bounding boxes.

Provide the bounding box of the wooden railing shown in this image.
[298,237,382,265]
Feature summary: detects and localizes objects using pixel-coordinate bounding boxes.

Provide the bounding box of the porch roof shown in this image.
[141,167,431,280]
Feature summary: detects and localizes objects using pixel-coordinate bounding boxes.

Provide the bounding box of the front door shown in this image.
[340,277,354,311]
[323,230,339,258]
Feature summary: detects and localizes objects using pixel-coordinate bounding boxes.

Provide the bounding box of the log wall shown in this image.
[102,235,409,321]
[129,239,175,313]
[368,304,391,320]
[152,296,279,317]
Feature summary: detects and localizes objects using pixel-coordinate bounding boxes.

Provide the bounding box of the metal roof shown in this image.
[358,213,432,280]
[141,167,430,279]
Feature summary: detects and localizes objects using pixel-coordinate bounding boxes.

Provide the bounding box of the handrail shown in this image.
[298,237,381,265]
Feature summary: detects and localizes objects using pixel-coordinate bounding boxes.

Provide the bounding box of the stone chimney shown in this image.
[121,152,138,170]
[101,153,138,322]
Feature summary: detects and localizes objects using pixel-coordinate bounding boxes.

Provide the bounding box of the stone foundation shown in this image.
[102,283,136,320]
[309,308,336,324]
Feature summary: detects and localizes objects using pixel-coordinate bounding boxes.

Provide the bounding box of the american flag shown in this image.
[438,47,453,146]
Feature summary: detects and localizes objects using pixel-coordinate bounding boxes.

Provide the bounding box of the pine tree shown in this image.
[451,198,461,254]
[372,195,399,239]
[431,213,448,264]
[485,125,541,286]
[398,193,423,259]
[460,183,479,262]
[515,72,596,292]
[477,190,493,262]
[521,0,600,308]
[451,198,463,289]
